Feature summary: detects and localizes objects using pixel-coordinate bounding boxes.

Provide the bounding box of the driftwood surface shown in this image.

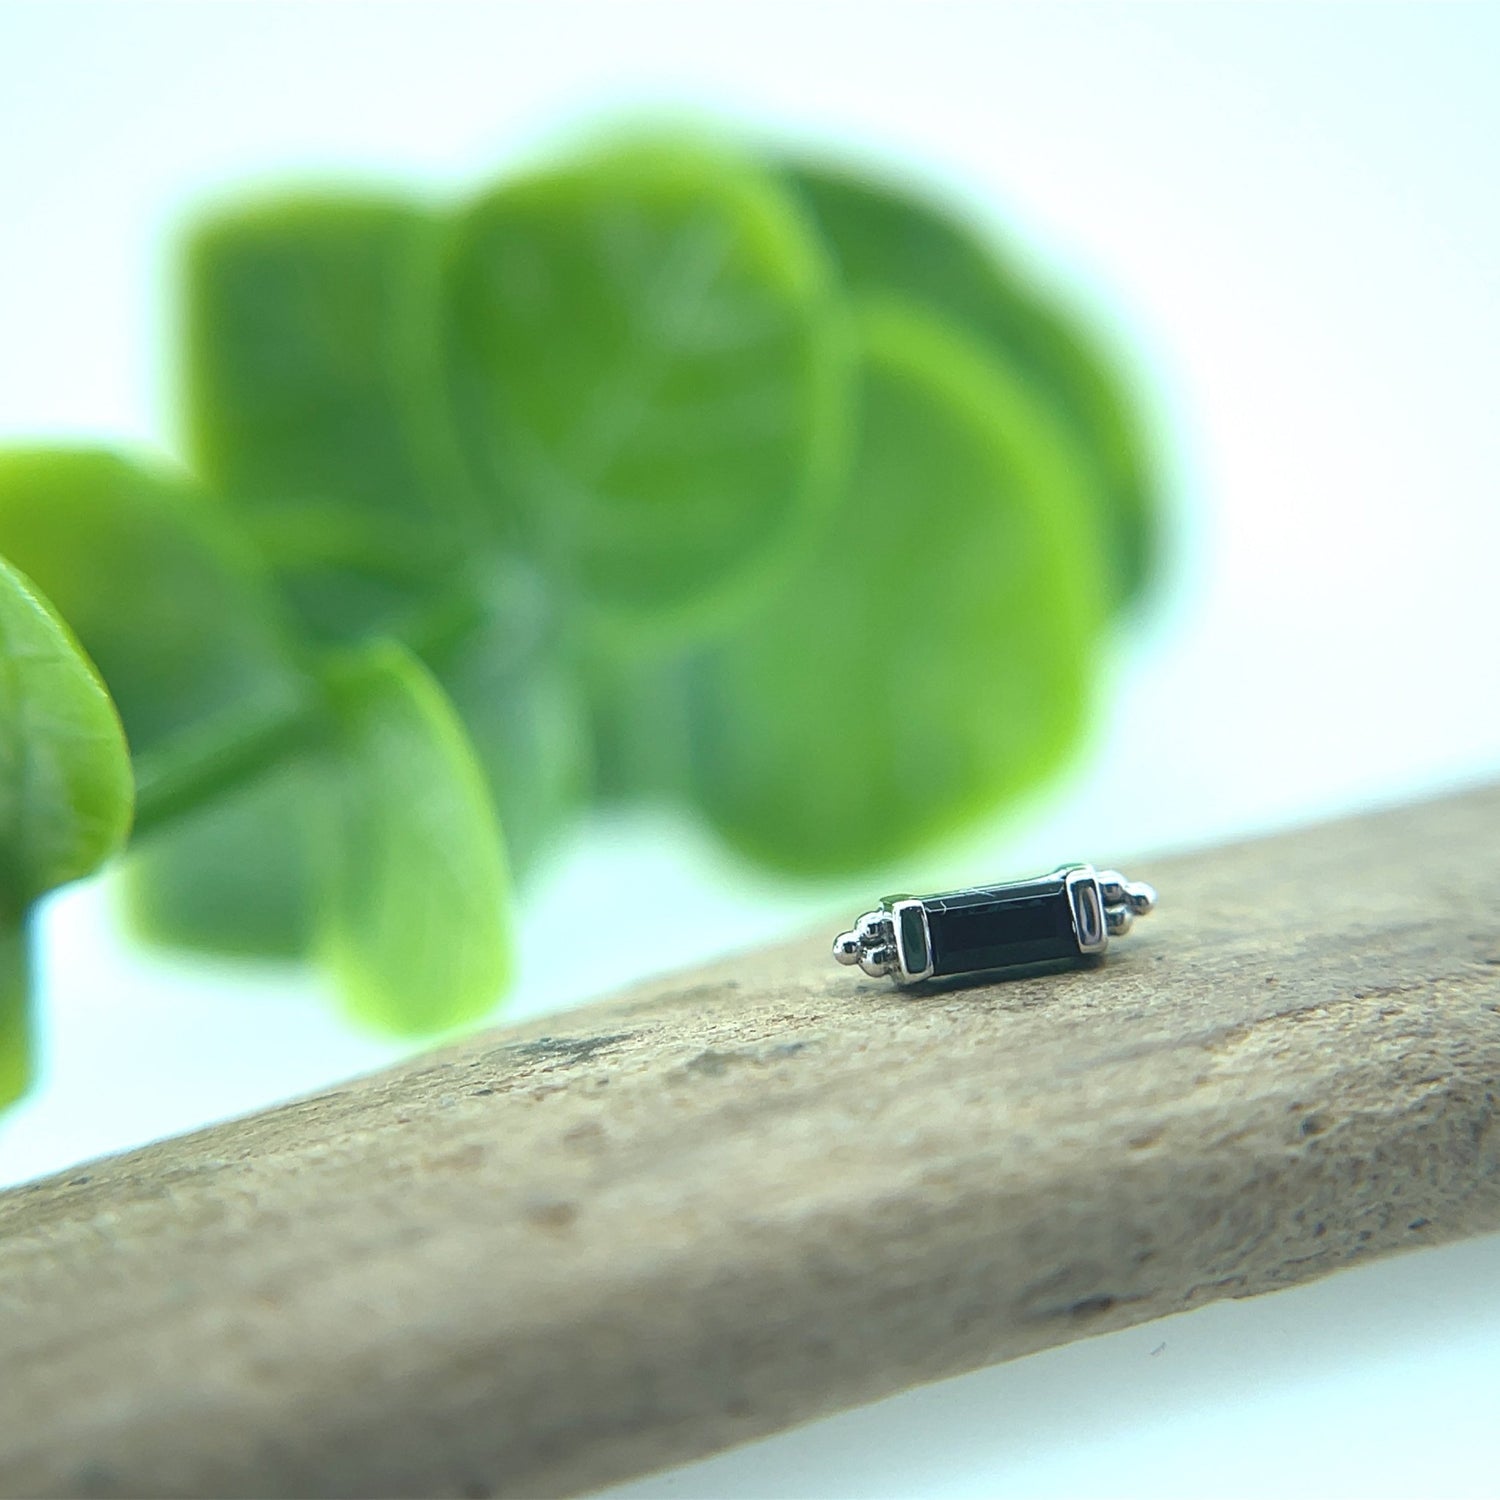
[3,784,1500,1498]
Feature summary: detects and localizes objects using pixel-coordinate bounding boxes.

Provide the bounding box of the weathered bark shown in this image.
[3,784,1499,1498]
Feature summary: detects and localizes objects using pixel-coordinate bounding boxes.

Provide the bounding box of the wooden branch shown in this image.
[4,785,1500,1498]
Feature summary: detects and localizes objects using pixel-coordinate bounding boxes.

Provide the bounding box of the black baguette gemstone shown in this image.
[923,877,1080,977]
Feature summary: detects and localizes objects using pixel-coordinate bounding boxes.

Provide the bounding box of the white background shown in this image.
[1,5,1498,1497]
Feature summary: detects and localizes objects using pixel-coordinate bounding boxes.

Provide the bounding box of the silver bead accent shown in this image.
[834,910,897,977]
[1104,876,1158,918]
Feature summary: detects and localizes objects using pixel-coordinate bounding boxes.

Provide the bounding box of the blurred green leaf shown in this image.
[0,557,134,1108]
[441,138,849,636]
[318,641,513,1033]
[0,555,134,907]
[185,194,476,642]
[0,451,321,971]
[439,652,586,879]
[0,450,303,758]
[678,299,1104,874]
[581,638,698,807]
[430,568,590,880]
[122,759,313,961]
[1,921,26,1110]
[786,163,1156,612]
[124,593,578,967]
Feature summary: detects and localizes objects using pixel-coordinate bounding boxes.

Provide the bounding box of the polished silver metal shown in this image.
[836,907,897,979]
[1065,865,1109,954]
[889,897,934,983]
[851,909,894,978]
[1098,870,1157,915]
[833,863,1158,986]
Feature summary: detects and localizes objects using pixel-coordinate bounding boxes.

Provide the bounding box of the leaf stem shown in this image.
[130,692,327,843]
[125,582,500,847]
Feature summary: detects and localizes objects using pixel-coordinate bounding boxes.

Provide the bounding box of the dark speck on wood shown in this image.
[506,1032,637,1068]
[684,1041,807,1077]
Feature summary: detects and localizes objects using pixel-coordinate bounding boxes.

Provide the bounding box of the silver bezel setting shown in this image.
[889,897,935,984]
[1063,865,1109,956]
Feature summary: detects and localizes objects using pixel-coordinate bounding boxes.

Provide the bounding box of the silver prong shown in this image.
[1098,872,1156,916]
[833,930,862,966]
[1105,904,1134,936]
[859,945,896,977]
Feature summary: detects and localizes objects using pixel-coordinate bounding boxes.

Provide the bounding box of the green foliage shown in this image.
[0,557,134,1104]
[678,300,1103,873]
[319,643,513,1034]
[0,557,135,909]
[441,140,848,636]
[1,922,27,1112]
[429,572,591,878]
[784,163,1155,612]
[185,194,473,645]
[0,450,302,756]
[123,762,313,961]
[0,125,1161,1106]
[0,449,318,969]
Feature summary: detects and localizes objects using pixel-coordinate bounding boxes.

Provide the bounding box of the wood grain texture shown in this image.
[4,784,1500,1499]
